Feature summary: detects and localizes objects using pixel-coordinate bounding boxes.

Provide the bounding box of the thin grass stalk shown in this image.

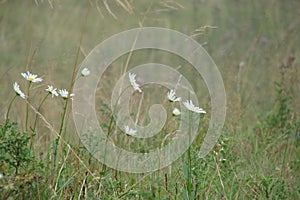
[25,82,32,131]
[5,94,17,126]
[32,93,50,132]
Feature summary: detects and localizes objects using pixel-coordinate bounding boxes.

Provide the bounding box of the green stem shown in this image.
[25,82,31,132]
[187,110,192,196]
[102,85,131,172]
[32,93,50,132]
[5,94,18,125]
[59,99,69,136]
[53,98,68,170]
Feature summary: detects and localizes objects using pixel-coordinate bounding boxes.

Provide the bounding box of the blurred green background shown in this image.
[1,0,299,125]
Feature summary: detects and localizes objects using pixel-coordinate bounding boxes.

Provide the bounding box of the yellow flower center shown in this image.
[29,77,35,81]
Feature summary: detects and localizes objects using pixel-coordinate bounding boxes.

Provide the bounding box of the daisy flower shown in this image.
[183,100,206,114]
[21,71,43,83]
[59,89,75,100]
[172,108,181,116]
[81,68,90,76]
[46,85,59,98]
[129,72,142,93]
[13,82,26,99]
[124,125,137,136]
[167,89,181,102]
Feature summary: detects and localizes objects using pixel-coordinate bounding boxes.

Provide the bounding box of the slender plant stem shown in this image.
[32,93,50,132]
[53,99,68,170]
[102,85,131,172]
[25,82,31,131]
[5,94,18,125]
[135,92,144,126]
[187,110,192,196]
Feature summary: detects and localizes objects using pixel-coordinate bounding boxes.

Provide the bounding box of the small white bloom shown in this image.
[0,173,3,179]
[124,125,137,136]
[46,85,59,98]
[129,72,142,93]
[167,89,181,102]
[172,108,181,116]
[13,82,26,99]
[21,71,43,83]
[183,100,206,114]
[59,89,75,100]
[81,68,90,76]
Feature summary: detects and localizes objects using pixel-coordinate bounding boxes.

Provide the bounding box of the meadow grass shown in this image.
[0,0,299,199]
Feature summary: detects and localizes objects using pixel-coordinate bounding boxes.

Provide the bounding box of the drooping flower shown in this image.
[129,72,142,93]
[81,68,90,76]
[172,108,181,116]
[124,125,137,136]
[21,71,43,83]
[167,89,181,102]
[13,82,26,99]
[59,89,75,100]
[183,100,206,114]
[46,85,59,98]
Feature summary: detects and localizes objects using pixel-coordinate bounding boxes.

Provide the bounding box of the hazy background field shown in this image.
[0,0,299,199]
[1,0,299,124]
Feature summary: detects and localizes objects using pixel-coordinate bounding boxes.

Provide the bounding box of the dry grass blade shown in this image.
[191,25,218,37]
[124,0,134,13]
[80,45,87,57]
[103,0,118,19]
[48,0,54,9]
[115,0,133,14]
[159,0,184,11]
[96,0,105,18]
[54,146,71,192]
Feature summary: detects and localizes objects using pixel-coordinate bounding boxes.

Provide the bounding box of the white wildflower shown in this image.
[167,89,181,102]
[129,72,142,93]
[183,100,206,114]
[172,108,181,116]
[81,68,90,76]
[124,125,137,136]
[21,71,43,83]
[46,85,59,98]
[59,89,75,100]
[13,82,26,99]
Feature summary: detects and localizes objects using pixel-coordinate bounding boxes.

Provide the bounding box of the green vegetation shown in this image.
[0,0,299,199]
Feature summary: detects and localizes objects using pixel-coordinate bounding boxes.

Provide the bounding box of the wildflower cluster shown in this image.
[166,87,206,114]
[12,69,90,101]
[125,72,207,136]
[7,68,91,126]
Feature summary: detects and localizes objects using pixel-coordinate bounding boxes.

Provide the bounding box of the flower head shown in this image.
[59,89,75,100]
[172,108,181,116]
[81,68,90,76]
[167,89,181,102]
[183,100,206,114]
[13,82,26,99]
[124,125,137,136]
[129,72,142,93]
[46,85,59,98]
[21,71,43,83]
